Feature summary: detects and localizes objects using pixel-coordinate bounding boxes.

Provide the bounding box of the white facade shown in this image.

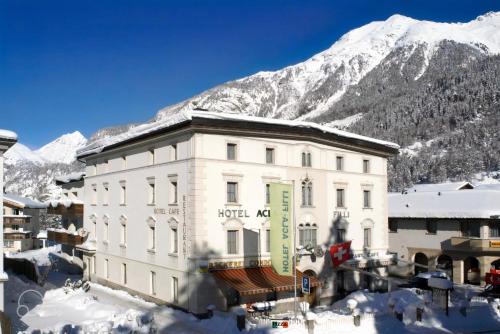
[0,130,17,311]
[78,112,398,313]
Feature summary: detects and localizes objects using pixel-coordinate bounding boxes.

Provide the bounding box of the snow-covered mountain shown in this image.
[5,131,87,166]
[155,12,500,121]
[5,12,500,198]
[4,132,87,199]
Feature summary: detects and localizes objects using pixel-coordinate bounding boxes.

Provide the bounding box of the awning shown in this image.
[212,266,321,296]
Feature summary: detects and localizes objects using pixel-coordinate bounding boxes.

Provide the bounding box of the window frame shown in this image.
[265,147,275,164]
[227,143,237,160]
[227,182,238,204]
[336,156,344,171]
[227,229,239,254]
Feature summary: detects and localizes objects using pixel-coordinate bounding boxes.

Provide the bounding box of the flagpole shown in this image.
[292,179,297,319]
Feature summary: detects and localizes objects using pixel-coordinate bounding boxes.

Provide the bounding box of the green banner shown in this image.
[270,183,293,276]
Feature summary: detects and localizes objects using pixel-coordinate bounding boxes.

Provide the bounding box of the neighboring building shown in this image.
[46,172,87,257]
[3,193,47,252]
[76,111,398,313]
[0,129,17,311]
[388,182,500,285]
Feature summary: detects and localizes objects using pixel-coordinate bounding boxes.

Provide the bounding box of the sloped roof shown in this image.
[77,110,400,158]
[55,172,85,185]
[389,189,500,219]
[404,181,474,193]
[3,193,48,209]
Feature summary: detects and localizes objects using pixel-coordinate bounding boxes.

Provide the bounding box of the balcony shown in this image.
[3,216,31,225]
[47,230,85,246]
[444,237,500,252]
[4,231,32,240]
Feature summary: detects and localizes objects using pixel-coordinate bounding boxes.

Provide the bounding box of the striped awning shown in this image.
[212,266,321,296]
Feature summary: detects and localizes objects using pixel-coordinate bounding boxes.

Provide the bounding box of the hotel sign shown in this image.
[217,209,270,218]
[490,240,500,248]
[269,183,293,276]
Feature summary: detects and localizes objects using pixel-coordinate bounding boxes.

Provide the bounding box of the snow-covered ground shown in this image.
[4,247,500,333]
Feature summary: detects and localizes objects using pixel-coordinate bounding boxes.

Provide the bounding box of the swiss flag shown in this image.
[329,241,352,267]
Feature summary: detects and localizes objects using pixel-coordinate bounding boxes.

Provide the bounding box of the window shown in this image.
[104,259,109,279]
[461,221,480,238]
[266,229,271,253]
[171,227,178,253]
[149,149,155,165]
[4,240,13,248]
[389,220,398,233]
[93,163,97,175]
[103,160,109,173]
[426,220,437,234]
[363,190,371,208]
[104,220,109,242]
[301,152,312,167]
[299,224,318,247]
[92,220,97,240]
[92,184,97,205]
[171,144,177,161]
[122,156,127,169]
[227,143,237,160]
[121,263,127,285]
[266,148,275,164]
[172,277,179,303]
[227,230,238,254]
[149,225,156,250]
[120,182,127,205]
[490,222,500,238]
[301,179,313,206]
[92,257,96,274]
[120,220,127,245]
[227,182,238,203]
[336,188,345,208]
[336,228,346,243]
[150,271,157,295]
[103,183,109,205]
[170,181,178,204]
[72,191,78,199]
[63,192,68,199]
[363,159,370,173]
[265,184,270,205]
[336,156,344,171]
[363,228,372,248]
[148,180,156,205]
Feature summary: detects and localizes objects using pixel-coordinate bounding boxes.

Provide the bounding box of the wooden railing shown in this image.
[47,230,84,246]
[4,216,30,225]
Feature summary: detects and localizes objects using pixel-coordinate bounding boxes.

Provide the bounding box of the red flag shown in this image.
[329,241,351,267]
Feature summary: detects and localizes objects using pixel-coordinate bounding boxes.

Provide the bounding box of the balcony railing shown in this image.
[47,230,84,246]
[445,237,500,252]
[4,232,31,240]
[4,216,31,225]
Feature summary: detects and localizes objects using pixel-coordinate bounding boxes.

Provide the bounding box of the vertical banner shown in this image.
[270,183,293,276]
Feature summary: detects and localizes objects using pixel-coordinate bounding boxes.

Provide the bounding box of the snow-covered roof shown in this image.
[55,172,85,185]
[405,181,475,193]
[0,129,18,141]
[77,110,399,158]
[47,198,84,208]
[3,193,48,209]
[389,189,500,219]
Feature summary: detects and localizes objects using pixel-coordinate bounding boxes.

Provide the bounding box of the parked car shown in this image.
[478,284,500,300]
[406,272,451,290]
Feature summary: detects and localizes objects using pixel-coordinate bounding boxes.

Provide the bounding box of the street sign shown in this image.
[302,275,311,294]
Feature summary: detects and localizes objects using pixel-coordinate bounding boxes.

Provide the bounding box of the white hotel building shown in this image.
[76,111,398,313]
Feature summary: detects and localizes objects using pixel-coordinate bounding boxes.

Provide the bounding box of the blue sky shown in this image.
[1,0,499,148]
